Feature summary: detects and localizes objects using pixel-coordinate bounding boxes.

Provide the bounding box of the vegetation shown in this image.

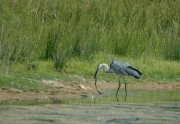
[0,0,180,89]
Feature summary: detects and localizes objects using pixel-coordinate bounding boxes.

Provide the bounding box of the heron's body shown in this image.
[110,60,142,78]
[94,57,142,96]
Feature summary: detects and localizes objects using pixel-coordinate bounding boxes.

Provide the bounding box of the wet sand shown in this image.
[0,77,180,102]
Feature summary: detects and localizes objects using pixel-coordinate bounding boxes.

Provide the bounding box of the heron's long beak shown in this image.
[94,68,99,78]
[94,68,102,94]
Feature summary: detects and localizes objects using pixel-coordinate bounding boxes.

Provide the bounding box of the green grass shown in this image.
[0,61,80,90]
[0,74,48,90]
[1,0,180,63]
[0,54,180,90]
[0,0,180,90]
[66,53,180,82]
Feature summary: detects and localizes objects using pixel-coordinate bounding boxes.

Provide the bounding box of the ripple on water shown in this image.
[0,90,180,124]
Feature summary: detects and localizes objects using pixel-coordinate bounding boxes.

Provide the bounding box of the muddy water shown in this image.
[0,90,180,124]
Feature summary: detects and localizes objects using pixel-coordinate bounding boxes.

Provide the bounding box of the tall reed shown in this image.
[0,0,180,72]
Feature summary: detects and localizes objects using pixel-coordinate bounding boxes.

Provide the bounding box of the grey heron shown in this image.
[94,57,142,97]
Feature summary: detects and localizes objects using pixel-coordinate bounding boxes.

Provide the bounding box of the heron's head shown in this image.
[94,63,108,78]
[97,63,109,70]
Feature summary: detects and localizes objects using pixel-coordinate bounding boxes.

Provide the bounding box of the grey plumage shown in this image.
[94,57,142,96]
[110,59,142,79]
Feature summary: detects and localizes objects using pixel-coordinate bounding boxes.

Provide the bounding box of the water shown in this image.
[0,90,180,124]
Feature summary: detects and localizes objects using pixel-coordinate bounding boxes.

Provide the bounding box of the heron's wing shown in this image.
[110,60,131,74]
[110,60,142,78]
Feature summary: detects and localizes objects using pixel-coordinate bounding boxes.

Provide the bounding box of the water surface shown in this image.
[0,90,179,124]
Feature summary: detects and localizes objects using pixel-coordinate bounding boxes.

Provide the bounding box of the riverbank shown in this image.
[0,77,179,102]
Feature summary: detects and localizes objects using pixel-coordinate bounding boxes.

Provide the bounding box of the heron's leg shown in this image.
[124,77,127,97]
[124,77,127,102]
[116,94,119,102]
[116,75,121,96]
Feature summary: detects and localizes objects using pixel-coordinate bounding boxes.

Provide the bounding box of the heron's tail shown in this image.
[126,66,142,79]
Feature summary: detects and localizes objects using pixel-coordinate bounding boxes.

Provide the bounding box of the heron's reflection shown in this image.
[116,93,127,102]
[93,93,127,104]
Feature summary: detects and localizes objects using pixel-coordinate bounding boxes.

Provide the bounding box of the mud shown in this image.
[0,77,180,102]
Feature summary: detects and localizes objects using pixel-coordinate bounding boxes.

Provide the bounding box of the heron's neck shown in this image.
[99,63,109,72]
